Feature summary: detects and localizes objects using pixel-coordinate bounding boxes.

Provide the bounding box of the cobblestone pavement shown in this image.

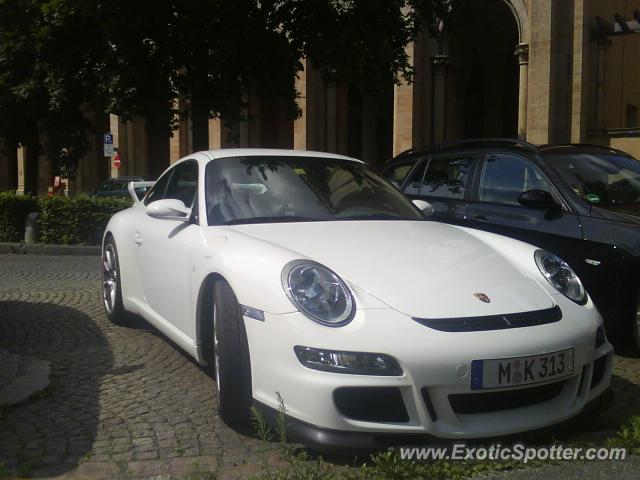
[0,255,280,479]
[1,254,640,480]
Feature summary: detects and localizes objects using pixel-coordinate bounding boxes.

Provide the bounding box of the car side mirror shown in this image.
[146,199,191,221]
[518,189,559,210]
[412,199,434,216]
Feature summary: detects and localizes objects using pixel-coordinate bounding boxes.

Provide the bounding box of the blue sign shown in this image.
[104,133,113,145]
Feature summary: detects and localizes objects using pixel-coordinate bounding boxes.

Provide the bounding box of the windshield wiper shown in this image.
[334,213,411,221]
[224,216,322,225]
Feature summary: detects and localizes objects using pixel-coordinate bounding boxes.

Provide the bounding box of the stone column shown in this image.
[171,116,193,162]
[393,41,415,156]
[591,37,611,132]
[108,114,121,179]
[293,61,309,150]
[515,43,529,140]
[208,117,222,150]
[169,98,194,164]
[570,0,589,143]
[16,146,26,196]
[526,0,553,144]
[431,54,449,144]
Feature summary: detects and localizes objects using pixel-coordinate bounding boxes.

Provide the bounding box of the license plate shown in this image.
[470,348,574,390]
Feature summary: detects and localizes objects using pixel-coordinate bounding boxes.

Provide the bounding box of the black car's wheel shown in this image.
[210,280,253,426]
[102,236,128,323]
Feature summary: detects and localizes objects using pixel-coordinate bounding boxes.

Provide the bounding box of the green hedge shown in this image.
[39,195,132,245]
[0,192,40,242]
[0,193,131,245]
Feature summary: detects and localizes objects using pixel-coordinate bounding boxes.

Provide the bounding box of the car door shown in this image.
[136,160,200,339]
[465,151,584,263]
[402,152,478,224]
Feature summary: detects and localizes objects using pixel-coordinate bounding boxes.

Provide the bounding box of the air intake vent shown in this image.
[449,380,565,414]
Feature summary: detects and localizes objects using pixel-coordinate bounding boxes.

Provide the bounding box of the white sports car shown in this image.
[103,149,613,451]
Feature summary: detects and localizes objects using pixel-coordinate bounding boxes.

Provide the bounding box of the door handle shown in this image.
[134,232,143,245]
[472,215,489,222]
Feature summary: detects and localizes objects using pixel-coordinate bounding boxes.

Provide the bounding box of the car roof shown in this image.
[537,144,632,156]
[199,148,362,164]
[388,139,633,163]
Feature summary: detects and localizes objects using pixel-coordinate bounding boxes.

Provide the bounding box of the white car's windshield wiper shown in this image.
[224,216,323,225]
[335,213,412,221]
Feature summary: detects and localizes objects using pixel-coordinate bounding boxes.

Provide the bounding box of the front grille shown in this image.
[414,306,561,332]
[333,387,409,423]
[449,380,565,414]
[590,356,607,389]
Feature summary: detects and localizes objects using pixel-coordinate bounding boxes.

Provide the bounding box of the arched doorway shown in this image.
[447,0,520,139]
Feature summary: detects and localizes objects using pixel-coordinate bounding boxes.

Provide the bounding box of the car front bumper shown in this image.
[243,296,613,448]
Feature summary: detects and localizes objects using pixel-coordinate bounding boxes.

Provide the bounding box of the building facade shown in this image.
[1,0,639,195]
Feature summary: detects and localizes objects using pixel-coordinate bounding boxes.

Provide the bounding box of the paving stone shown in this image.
[71,461,120,477]
[169,455,218,477]
[127,459,170,476]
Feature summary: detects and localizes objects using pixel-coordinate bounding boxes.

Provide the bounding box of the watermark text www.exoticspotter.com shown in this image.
[399,443,627,463]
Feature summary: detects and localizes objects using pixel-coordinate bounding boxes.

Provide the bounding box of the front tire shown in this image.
[210,280,253,426]
[102,236,128,323]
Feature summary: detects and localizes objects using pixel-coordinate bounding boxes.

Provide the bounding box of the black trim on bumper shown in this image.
[253,401,437,454]
[414,305,562,332]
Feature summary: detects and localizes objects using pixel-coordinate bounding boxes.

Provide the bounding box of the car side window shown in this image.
[419,155,474,199]
[164,161,199,208]
[383,162,414,189]
[144,170,173,206]
[402,158,428,195]
[479,154,553,206]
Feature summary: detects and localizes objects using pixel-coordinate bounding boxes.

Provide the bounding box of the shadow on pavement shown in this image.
[0,300,113,477]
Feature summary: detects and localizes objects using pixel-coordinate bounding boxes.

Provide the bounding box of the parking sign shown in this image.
[104,133,114,157]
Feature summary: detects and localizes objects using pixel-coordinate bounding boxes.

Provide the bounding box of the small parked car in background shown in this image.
[90,176,149,199]
[383,139,640,354]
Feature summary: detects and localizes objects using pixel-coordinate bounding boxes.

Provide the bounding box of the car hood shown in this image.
[230,221,554,318]
[591,204,640,226]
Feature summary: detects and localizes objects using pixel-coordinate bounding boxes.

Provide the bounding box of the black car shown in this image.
[90,176,149,199]
[382,139,640,354]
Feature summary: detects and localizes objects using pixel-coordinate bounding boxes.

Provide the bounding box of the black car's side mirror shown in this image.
[518,189,559,210]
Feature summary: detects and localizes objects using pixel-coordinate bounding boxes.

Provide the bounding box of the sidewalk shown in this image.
[0,242,100,256]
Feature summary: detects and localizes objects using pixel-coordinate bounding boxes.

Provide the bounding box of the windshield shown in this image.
[205,156,423,225]
[545,153,640,210]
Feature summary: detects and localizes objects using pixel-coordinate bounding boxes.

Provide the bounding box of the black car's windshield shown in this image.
[545,153,640,211]
[205,156,423,225]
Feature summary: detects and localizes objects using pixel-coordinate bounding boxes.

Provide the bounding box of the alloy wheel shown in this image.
[102,244,118,314]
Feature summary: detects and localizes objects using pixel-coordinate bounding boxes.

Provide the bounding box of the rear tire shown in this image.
[210,280,253,426]
[102,236,129,323]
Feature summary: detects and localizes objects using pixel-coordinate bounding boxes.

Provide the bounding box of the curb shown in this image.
[0,242,100,256]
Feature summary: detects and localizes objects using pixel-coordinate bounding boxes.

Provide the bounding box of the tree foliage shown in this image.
[0,0,444,174]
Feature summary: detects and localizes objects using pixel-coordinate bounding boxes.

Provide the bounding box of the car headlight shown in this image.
[282,260,355,326]
[534,250,586,304]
